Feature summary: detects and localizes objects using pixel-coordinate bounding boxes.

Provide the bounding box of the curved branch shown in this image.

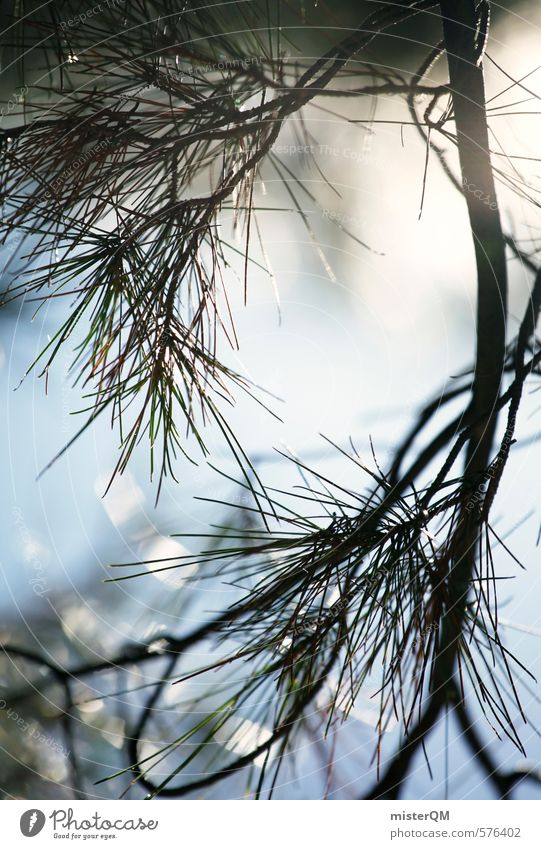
[364,0,509,799]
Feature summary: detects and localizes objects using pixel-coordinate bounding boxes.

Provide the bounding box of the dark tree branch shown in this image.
[364,0,509,799]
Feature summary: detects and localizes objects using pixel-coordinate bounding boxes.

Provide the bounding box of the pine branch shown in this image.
[364,0,510,798]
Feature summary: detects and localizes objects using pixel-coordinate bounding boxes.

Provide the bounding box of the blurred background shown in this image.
[2,0,541,799]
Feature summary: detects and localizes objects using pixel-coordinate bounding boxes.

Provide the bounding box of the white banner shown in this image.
[1,800,540,848]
